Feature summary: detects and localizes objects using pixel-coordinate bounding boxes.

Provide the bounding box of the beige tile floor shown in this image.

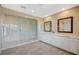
[1,41,72,55]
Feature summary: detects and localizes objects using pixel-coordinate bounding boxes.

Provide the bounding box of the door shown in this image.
[2,15,37,49]
[0,25,1,53]
[17,17,37,42]
[2,15,20,48]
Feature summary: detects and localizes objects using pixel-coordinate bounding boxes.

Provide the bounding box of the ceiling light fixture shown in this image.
[21,6,26,9]
[32,10,34,13]
[61,8,65,10]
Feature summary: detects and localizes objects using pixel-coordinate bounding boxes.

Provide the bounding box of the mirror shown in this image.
[58,17,73,33]
[44,21,52,32]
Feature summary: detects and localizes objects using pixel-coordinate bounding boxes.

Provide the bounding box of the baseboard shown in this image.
[40,40,76,55]
[1,40,39,51]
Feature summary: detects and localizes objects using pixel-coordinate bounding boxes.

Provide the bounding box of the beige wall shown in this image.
[38,6,79,54]
[43,6,79,38]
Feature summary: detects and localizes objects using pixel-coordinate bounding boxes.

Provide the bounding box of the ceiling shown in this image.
[1,4,78,18]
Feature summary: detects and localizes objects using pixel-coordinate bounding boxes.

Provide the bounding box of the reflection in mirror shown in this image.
[58,17,73,33]
[44,21,52,32]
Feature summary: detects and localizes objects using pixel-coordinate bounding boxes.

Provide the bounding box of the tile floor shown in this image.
[1,41,72,55]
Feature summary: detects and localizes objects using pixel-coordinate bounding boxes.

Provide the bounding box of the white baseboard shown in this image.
[1,40,39,51]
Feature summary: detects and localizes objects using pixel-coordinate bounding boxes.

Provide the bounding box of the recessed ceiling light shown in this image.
[21,6,26,9]
[61,8,65,10]
[32,10,34,13]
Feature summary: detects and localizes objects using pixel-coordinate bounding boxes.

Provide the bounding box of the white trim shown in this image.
[1,40,39,51]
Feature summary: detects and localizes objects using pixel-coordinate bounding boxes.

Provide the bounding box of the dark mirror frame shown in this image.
[44,21,52,32]
[58,16,73,33]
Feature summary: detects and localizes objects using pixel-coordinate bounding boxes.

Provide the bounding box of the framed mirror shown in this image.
[44,21,52,32]
[58,17,73,33]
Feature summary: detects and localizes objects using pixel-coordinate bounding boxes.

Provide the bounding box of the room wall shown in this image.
[45,6,79,37]
[38,6,79,54]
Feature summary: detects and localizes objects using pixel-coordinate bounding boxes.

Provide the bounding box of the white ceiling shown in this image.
[1,4,78,18]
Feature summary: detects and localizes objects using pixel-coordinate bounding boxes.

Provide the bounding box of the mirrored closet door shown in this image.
[2,15,37,49]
